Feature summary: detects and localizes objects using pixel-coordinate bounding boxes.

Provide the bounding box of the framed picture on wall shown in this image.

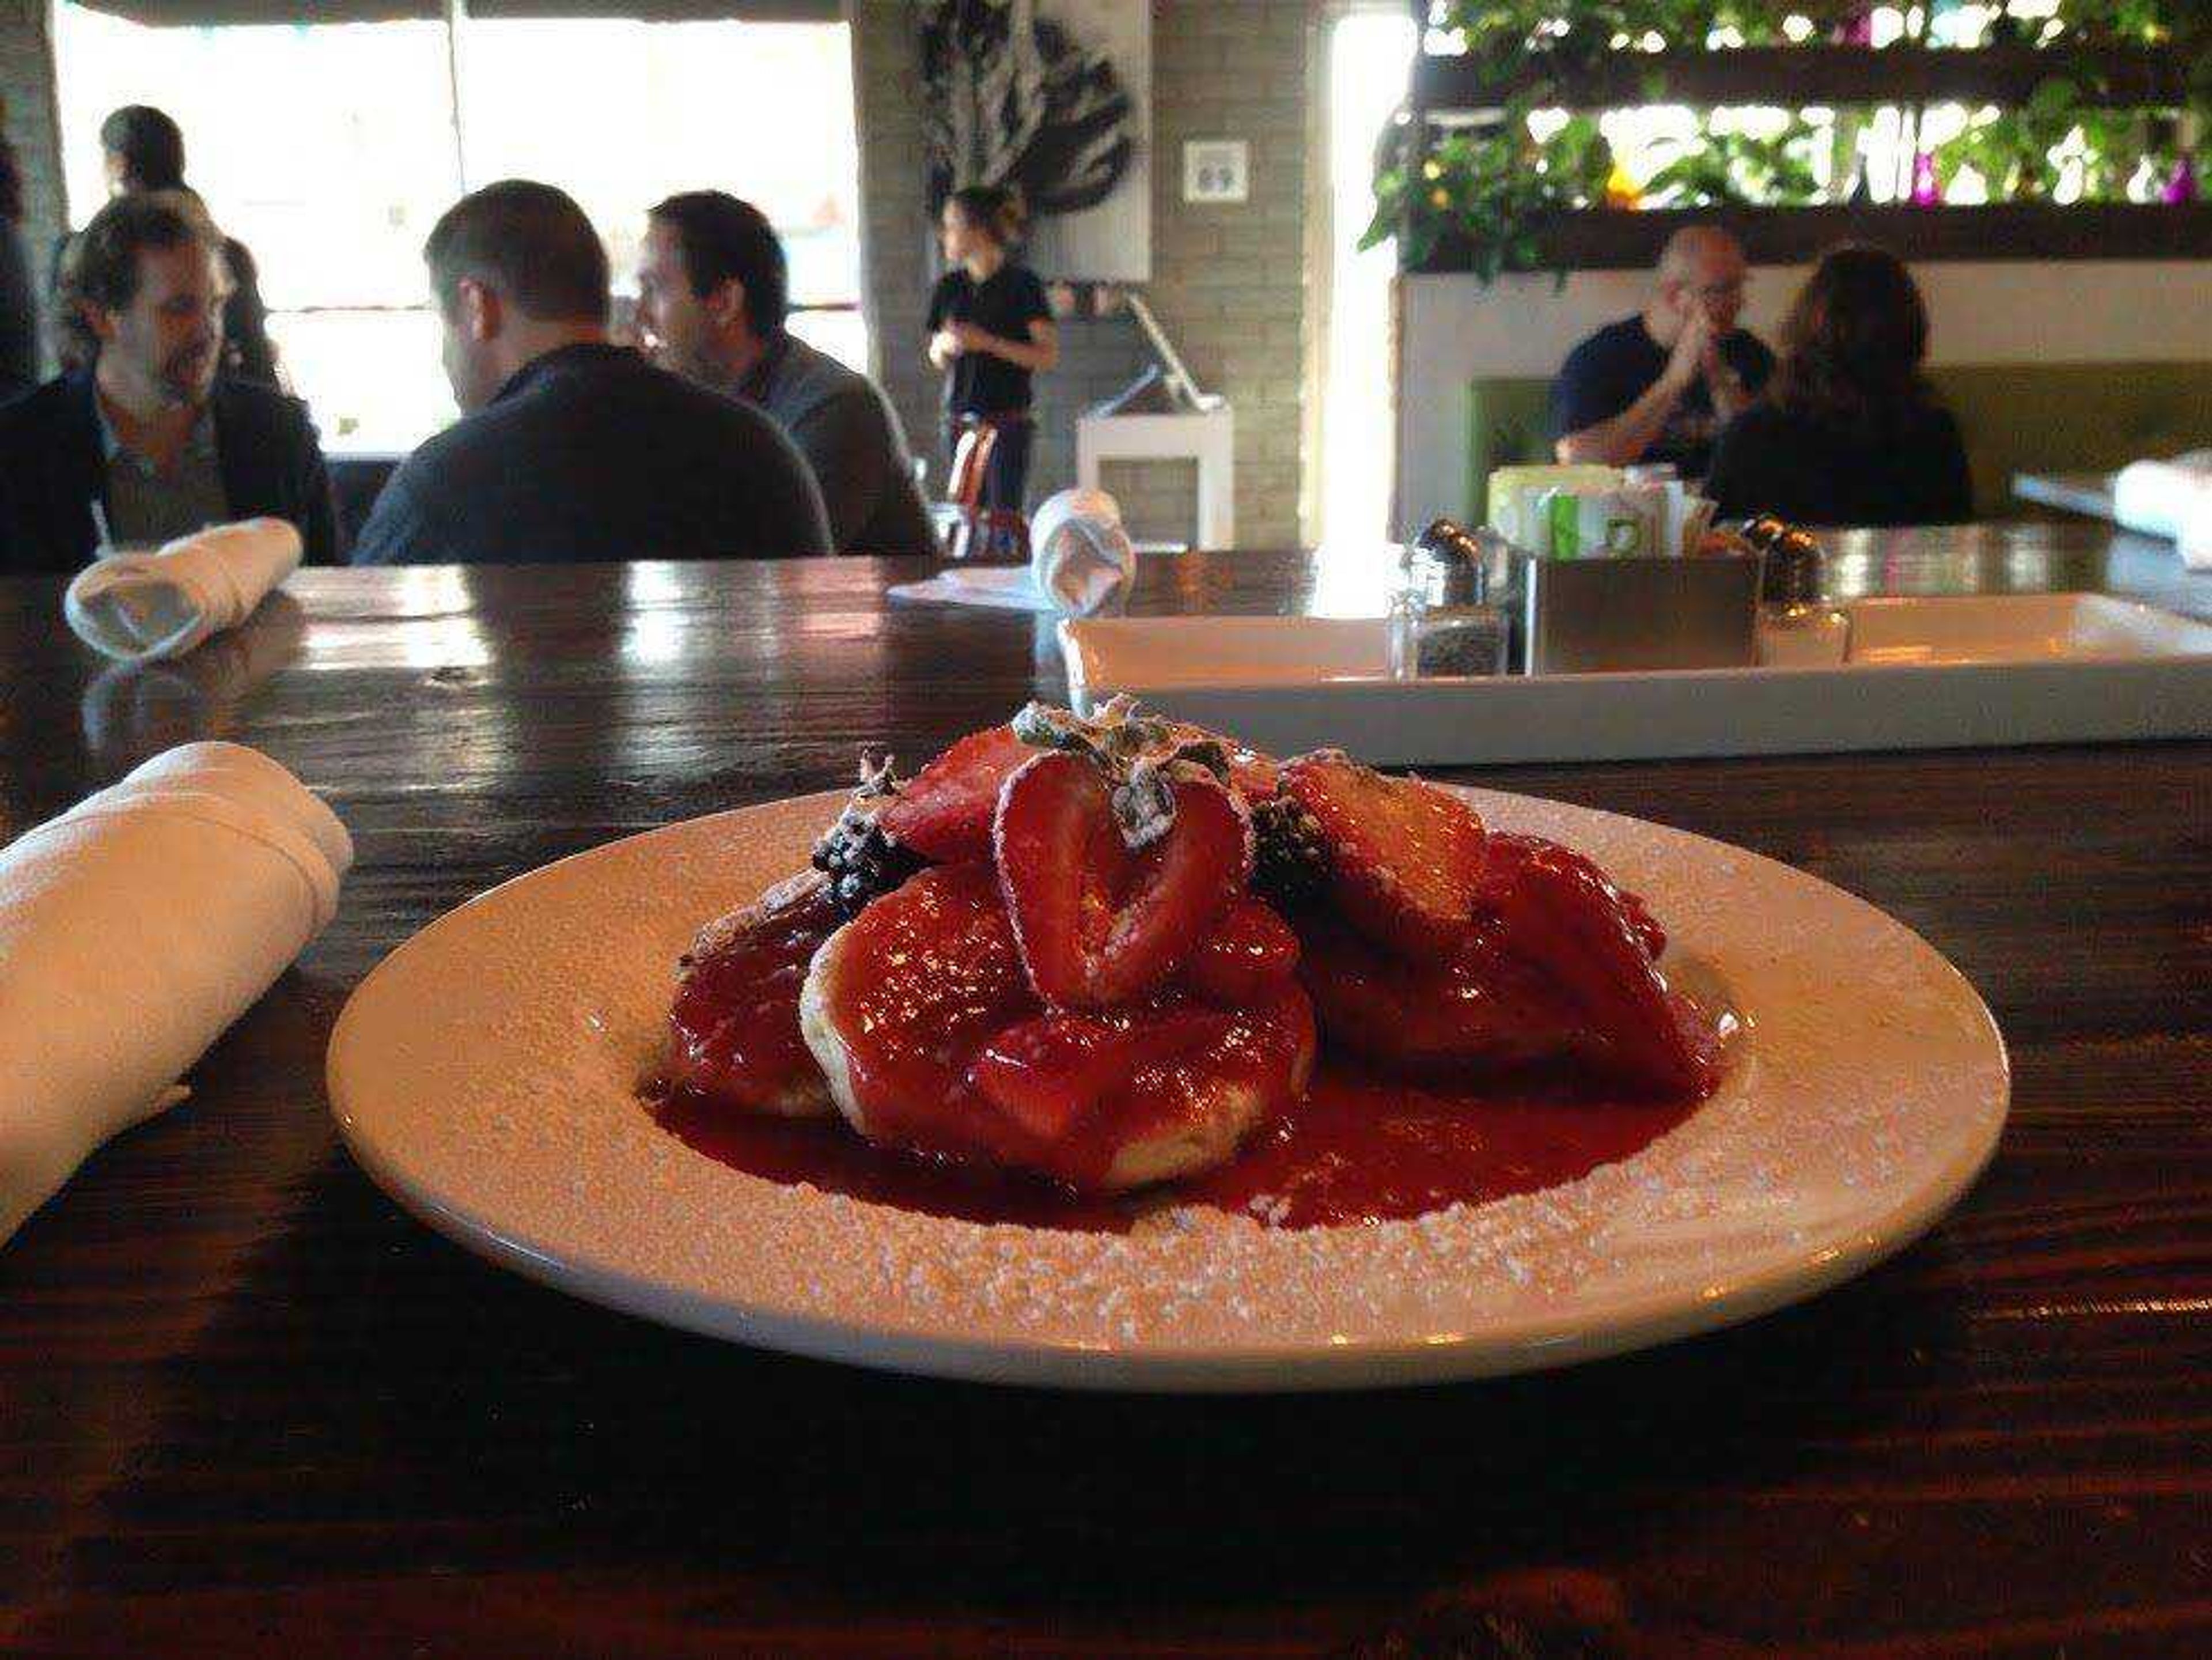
[918,0,1152,283]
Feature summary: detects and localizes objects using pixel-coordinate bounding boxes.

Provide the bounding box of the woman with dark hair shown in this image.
[0,108,37,399]
[99,103,284,391]
[926,184,1058,517]
[1706,244,1971,525]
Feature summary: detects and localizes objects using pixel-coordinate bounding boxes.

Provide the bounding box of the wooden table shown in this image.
[2,530,2208,1657]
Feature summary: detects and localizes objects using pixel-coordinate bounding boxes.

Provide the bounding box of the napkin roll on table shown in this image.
[2112,451,2212,569]
[889,487,1138,615]
[65,518,303,662]
[0,742,351,1242]
[1028,487,1138,616]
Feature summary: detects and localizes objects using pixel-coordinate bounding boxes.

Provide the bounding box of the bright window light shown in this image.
[53,6,866,455]
[1321,8,1418,550]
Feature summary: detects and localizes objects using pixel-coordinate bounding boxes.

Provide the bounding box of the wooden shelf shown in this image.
[1404,202,2212,274]
[1412,45,2190,114]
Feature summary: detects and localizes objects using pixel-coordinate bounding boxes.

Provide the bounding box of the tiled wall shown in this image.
[853,0,1315,549]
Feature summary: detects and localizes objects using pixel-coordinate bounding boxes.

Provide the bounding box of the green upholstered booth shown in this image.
[1468,361,2212,522]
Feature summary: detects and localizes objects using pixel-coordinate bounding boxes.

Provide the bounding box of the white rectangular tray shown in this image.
[1061,594,2212,764]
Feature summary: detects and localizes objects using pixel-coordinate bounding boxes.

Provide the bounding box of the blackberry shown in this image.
[810,751,923,915]
[1249,793,1330,909]
[810,800,923,915]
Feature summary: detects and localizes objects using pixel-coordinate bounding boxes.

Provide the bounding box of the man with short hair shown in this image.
[638,192,934,558]
[351,179,830,566]
[0,191,338,574]
[99,103,282,390]
[1552,226,1775,478]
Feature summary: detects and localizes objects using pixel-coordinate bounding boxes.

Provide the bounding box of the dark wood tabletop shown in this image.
[2,527,2207,1658]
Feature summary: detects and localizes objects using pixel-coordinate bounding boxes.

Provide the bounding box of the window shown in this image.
[54,5,866,453]
[1320,9,1418,547]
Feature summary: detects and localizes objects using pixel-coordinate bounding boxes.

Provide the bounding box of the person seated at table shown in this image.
[100,103,284,393]
[637,192,934,558]
[351,180,830,566]
[1706,244,1972,527]
[1552,226,1773,478]
[0,192,339,575]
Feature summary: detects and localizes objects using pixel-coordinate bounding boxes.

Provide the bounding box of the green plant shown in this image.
[1363,115,1596,282]
[1374,0,2207,281]
[1933,78,2084,199]
[1643,120,1822,206]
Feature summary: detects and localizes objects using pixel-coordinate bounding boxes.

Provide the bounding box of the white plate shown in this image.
[328,789,2008,1393]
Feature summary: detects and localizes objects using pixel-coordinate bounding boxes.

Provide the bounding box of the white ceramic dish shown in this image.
[1062,594,2212,765]
[328,788,2008,1393]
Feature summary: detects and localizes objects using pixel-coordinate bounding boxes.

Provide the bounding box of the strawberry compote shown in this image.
[665,875,844,1113]
[658,1052,1709,1234]
[654,869,1722,1231]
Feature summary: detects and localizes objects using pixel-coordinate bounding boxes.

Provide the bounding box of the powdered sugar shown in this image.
[328,788,2009,1389]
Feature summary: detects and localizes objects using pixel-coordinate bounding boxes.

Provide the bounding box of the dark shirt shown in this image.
[1706,400,1974,527]
[739,330,935,557]
[0,369,340,574]
[351,343,832,566]
[926,263,1052,418]
[1552,314,1775,479]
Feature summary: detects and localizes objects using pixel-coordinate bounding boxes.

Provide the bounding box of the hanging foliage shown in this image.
[1370,0,2211,282]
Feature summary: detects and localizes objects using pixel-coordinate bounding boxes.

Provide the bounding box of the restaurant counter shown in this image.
[0,522,2205,1655]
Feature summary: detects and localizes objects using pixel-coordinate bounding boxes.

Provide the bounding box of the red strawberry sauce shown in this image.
[655,1058,1705,1235]
[665,878,844,1110]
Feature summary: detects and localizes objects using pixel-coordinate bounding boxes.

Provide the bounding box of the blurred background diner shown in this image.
[0,1,2202,566]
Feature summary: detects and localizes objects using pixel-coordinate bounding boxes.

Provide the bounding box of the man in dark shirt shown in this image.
[1552,226,1774,479]
[351,180,830,566]
[0,192,338,574]
[636,191,934,558]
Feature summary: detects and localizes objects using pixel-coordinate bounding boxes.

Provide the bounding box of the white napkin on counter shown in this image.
[1028,488,1137,615]
[0,742,351,1243]
[2113,451,2212,570]
[890,488,1137,615]
[65,518,302,662]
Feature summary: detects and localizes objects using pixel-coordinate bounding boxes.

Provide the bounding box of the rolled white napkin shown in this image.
[2111,451,2212,541]
[0,742,351,1242]
[2181,490,2212,573]
[1029,487,1137,617]
[65,518,303,663]
[888,488,1140,615]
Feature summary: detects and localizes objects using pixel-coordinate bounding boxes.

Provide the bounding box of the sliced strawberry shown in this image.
[1487,841,1714,1097]
[1181,895,1301,1007]
[1482,833,1666,961]
[967,1006,1232,1143]
[1281,753,1487,963]
[994,750,1252,1009]
[876,724,1032,864]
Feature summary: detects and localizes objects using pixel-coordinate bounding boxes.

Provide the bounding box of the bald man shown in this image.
[1551,226,1774,478]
